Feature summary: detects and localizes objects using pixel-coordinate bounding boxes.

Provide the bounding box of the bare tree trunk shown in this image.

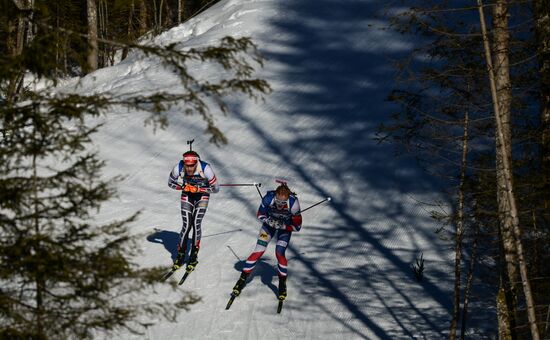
[492,0,516,283]
[31,129,44,338]
[152,0,164,33]
[6,14,26,102]
[98,0,111,67]
[15,12,25,54]
[9,0,31,54]
[163,0,172,27]
[122,1,134,61]
[497,282,513,340]
[450,110,470,340]
[87,0,98,72]
[138,0,147,35]
[97,0,104,67]
[152,0,158,33]
[6,18,16,56]
[55,2,59,75]
[178,0,182,23]
[63,37,69,74]
[24,0,34,44]
[492,2,520,336]
[7,0,33,104]
[477,1,540,339]
[159,0,164,30]
[101,0,112,66]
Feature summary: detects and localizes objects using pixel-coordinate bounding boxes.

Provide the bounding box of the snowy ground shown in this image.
[65,0,455,339]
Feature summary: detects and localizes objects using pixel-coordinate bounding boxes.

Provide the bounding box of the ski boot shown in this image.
[172,251,185,270]
[232,272,249,296]
[186,246,199,273]
[278,275,287,300]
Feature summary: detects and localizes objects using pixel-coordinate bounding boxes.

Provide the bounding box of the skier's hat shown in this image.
[183,150,200,165]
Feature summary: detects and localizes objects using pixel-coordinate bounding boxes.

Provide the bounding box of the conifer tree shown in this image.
[0,37,194,340]
[0,1,270,338]
[0,89,198,338]
[382,1,546,337]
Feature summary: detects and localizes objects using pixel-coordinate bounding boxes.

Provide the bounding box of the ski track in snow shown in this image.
[62,0,459,339]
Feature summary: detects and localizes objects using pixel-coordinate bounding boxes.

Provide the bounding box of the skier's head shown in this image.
[274,183,293,209]
[183,151,199,174]
[183,151,199,165]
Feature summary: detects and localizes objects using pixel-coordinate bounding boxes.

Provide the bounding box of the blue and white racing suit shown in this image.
[242,190,302,277]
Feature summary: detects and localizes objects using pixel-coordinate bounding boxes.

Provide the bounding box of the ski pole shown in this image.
[254,183,263,200]
[297,197,332,214]
[220,183,261,187]
[220,183,263,199]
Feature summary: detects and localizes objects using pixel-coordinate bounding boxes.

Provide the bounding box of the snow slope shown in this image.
[69,0,454,338]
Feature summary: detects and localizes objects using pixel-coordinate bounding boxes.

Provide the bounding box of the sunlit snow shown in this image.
[66,0,454,339]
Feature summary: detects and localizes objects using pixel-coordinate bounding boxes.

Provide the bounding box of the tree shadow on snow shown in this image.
[224,0,461,338]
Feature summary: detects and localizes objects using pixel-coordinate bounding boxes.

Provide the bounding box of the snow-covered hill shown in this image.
[72,0,453,338]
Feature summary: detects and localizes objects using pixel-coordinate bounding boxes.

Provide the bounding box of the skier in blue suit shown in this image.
[231,182,302,300]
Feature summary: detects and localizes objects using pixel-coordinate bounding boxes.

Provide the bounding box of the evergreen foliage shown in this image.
[0,77,201,339]
[0,0,224,75]
[0,0,270,338]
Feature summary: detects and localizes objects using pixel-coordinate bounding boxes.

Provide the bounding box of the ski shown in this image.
[160,267,179,281]
[226,273,248,310]
[277,299,284,313]
[178,266,195,285]
[225,294,237,310]
[277,278,286,314]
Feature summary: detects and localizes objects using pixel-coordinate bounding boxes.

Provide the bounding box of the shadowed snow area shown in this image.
[70,0,453,339]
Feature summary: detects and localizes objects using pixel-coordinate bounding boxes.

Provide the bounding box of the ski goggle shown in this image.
[183,155,199,165]
[274,198,287,209]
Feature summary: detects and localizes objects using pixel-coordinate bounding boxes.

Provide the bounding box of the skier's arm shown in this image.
[284,198,302,232]
[168,163,184,190]
[256,193,273,222]
[201,164,219,193]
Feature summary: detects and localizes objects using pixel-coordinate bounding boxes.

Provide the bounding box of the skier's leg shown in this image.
[188,194,209,269]
[275,230,291,277]
[232,226,275,296]
[275,231,292,299]
[175,195,194,267]
[242,225,275,275]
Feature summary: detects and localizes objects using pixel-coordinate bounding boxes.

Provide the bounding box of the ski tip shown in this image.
[327,196,332,201]
[178,272,190,285]
[161,268,176,281]
[254,182,261,187]
[225,296,236,310]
